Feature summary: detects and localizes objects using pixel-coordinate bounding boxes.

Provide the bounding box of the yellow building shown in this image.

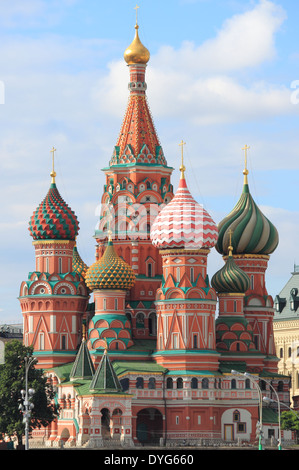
[273,265,299,405]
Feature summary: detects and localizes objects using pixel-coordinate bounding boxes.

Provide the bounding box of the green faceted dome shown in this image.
[85,240,135,291]
[216,179,279,256]
[211,251,250,294]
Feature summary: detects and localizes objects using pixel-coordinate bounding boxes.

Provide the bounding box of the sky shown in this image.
[0,0,299,324]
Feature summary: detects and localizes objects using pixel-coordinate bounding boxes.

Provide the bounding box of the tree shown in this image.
[281,410,299,442]
[0,340,59,445]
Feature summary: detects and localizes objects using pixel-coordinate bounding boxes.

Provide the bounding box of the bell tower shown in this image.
[94,18,174,341]
[19,149,89,369]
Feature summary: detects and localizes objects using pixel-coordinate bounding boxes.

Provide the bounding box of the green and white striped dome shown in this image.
[216,179,279,256]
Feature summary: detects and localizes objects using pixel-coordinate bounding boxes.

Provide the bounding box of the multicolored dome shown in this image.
[85,240,136,291]
[216,177,279,256]
[150,168,218,250]
[29,182,79,241]
[211,249,250,294]
[72,244,88,280]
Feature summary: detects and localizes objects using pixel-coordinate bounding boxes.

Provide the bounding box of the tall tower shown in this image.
[215,146,279,373]
[150,150,219,371]
[94,18,174,340]
[19,151,89,368]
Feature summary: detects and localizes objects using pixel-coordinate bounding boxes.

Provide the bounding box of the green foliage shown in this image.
[0,340,59,443]
[281,410,299,439]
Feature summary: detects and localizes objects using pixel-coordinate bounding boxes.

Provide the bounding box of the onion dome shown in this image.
[124,24,150,65]
[151,154,218,250]
[29,181,79,241]
[72,244,88,279]
[211,243,250,294]
[85,240,135,291]
[216,165,279,256]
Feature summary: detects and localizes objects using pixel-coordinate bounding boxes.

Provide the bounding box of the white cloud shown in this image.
[152,0,286,74]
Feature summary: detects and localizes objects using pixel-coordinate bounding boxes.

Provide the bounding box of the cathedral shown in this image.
[19,18,291,448]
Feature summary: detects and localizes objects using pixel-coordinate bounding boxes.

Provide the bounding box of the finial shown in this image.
[82,322,86,341]
[242,144,250,184]
[228,229,233,256]
[103,337,108,353]
[179,140,186,179]
[50,146,57,183]
[134,4,139,27]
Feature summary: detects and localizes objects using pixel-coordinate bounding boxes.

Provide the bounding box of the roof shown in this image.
[274,269,299,321]
[89,349,123,393]
[70,339,95,381]
[85,240,135,291]
[112,360,166,377]
[29,182,79,241]
[150,174,218,250]
[216,179,278,256]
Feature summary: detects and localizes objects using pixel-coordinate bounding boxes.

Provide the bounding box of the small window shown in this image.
[166,378,173,389]
[136,377,144,389]
[177,378,183,389]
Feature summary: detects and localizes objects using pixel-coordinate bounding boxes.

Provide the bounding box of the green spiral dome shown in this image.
[211,253,250,294]
[85,241,135,291]
[216,182,279,256]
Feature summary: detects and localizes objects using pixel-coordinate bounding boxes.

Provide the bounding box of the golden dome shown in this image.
[124,24,150,65]
[85,241,136,291]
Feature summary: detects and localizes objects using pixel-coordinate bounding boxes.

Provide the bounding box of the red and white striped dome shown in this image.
[150,174,218,250]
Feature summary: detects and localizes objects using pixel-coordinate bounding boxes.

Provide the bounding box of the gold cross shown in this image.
[134,4,139,25]
[242,144,250,183]
[50,146,57,183]
[179,140,186,178]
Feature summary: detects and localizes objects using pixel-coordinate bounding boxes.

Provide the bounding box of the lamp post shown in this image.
[19,355,37,450]
[231,370,263,450]
[259,378,282,450]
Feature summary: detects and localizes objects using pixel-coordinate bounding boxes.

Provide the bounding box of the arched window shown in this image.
[148,377,156,389]
[260,380,266,391]
[58,257,62,274]
[191,378,198,389]
[136,312,145,328]
[277,381,284,392]
[136,377,144,389]
[120,378,129,391]
[147,263,152,277]
[231,379,237,389]
[166,377,173,389]
[202,378,209,389]
[148,312,157,335]
[245,378,251,389]
[177,378,183,389]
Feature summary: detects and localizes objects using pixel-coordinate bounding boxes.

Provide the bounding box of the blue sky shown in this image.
[0,0,298,324]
